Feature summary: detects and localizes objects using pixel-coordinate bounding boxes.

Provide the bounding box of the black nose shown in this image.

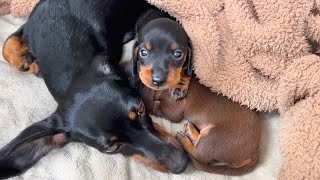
[152,75,165,86]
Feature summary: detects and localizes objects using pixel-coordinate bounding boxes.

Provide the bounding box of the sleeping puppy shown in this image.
[131,13,193,99]
[141,78,261,175]
[0,0,189,178]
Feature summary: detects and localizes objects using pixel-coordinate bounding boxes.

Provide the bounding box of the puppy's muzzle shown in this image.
[151,68,168,88]
[152,74,165,87]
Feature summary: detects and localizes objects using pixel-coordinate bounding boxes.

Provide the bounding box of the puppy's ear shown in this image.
[185,41,193,77]
[131,41,139,77]
[0,114,68,179]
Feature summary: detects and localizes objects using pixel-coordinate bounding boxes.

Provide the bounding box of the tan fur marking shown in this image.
[230,159,252,168]
[139,65,182,90]
[128,111,136,120]
[2,36,39,74]
[173,74,191,91]
[145,41,152,50]
[170,43,177,50]
[165,66,182,88]
[184,123,200,144]
[139,65,153,88]
[132,154,168,172]
[153,122,183,150]
[176,132,195,154]
[109,136,118,142]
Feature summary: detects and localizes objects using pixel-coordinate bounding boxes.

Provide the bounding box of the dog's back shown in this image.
[22,0,152,101]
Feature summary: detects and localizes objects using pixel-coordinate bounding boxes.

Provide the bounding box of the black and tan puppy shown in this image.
[141,78,261,175]
[131,17,193,99]
[0,0,189,179]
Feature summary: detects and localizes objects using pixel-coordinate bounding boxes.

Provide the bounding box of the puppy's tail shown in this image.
[189,154,259,176]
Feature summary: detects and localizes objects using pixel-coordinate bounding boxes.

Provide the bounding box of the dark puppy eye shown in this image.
[137,101,145,115]
[139,48,148,58]
[105,143,121,153]
[173,50,183,59]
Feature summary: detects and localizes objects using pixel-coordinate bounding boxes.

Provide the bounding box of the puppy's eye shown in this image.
[139,49,148,58]
[173,50,183,59]
[137,101,145,115]
[105,143,121,153]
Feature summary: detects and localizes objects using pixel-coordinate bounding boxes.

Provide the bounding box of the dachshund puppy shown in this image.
[141,78,261,175]
[131,15,193,99]
[0,0,189,178]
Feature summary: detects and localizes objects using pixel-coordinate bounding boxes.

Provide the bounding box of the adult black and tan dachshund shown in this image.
[0,0,189,178]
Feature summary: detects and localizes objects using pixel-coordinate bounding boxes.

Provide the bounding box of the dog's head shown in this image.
[0,57,189,179]
[68,76,189,174]
[132,18,193,90]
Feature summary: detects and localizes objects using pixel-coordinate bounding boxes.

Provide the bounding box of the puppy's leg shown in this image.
[176,132,195,154]
[2,35,39,74]
[168,71,191,99]
[178,122,214,148]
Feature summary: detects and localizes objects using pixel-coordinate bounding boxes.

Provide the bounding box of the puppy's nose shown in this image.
[152,75,165,86]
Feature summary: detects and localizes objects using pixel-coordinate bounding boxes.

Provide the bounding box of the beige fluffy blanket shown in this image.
[146,0,320,179]
[1,0,320,179]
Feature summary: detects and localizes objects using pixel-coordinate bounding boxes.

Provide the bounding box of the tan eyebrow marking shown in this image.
[145,41,152,50]
[128,111,136,120]
[170,43,177,50]
[109,136,118,142]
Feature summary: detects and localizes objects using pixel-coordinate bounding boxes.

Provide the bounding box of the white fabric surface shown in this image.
[0,15,281,180]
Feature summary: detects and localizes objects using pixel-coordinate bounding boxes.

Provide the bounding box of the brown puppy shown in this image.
[141,78,261,175]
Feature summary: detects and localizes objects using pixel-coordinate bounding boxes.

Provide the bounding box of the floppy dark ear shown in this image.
[0,114,68,179]
[131,41,139,77]
[185,41,193,77]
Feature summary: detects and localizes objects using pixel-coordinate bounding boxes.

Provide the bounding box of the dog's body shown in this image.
[141,78,261,175]
[0,0,189,178]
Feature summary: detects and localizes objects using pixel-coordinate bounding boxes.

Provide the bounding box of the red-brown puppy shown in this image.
[141,78,261,175]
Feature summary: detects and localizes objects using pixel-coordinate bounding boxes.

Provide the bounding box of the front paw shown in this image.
[176,132,195,154]
[168,85,188,100]
[168,76,191,99]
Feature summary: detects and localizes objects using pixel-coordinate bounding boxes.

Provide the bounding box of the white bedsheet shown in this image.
[0,15,281,180]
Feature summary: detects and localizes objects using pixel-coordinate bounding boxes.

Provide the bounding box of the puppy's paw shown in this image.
[183,122,199,145]
[168,76,191,99]
[168,86,188,100]
[176,132,195,154]
[183,123,214,148]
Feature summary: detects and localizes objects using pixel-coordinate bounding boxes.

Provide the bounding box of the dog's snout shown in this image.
[172,152,189,174]
[152,74,165,86]
[159,147,189,174]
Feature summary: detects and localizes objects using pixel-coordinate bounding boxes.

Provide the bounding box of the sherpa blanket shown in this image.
[143,1,320,179]
[0,14,282,179]
[3,0,320,179]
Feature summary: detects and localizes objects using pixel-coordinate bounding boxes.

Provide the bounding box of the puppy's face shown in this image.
[135,18,190,90]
